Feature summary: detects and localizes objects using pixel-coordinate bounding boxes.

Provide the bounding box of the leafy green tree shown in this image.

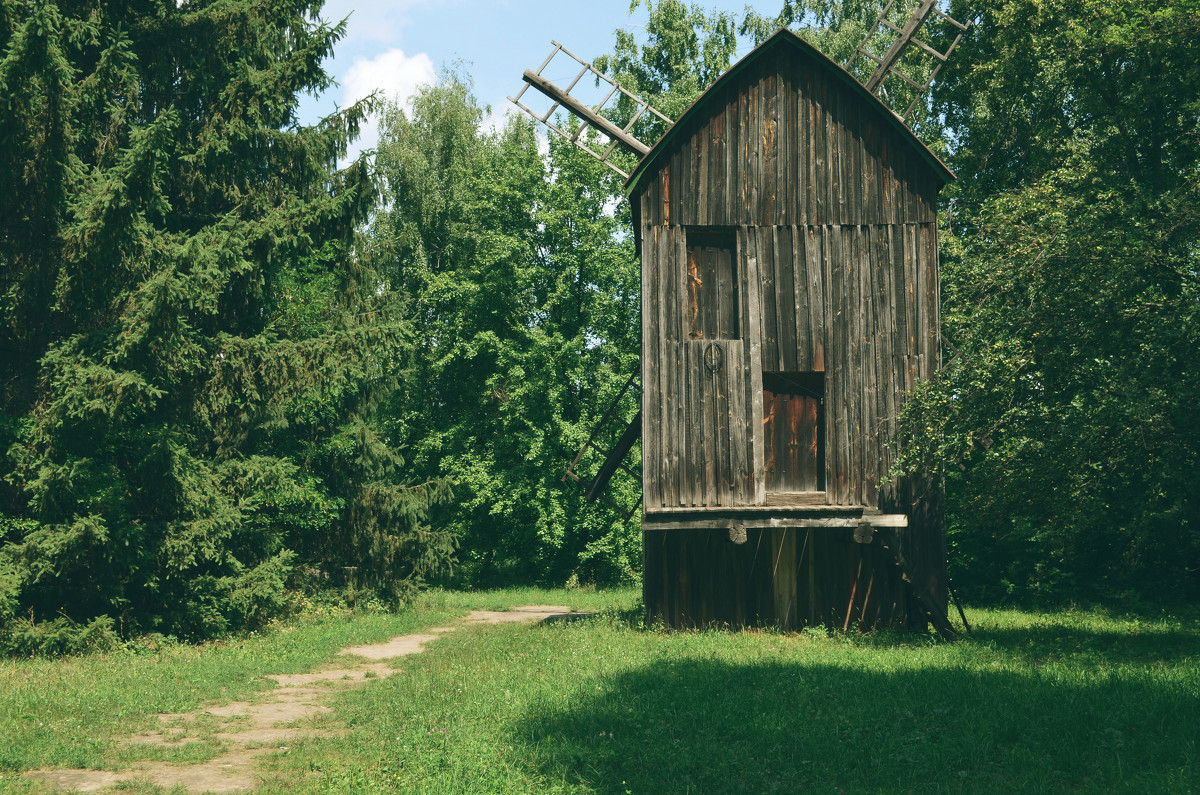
[0,0,452,649]
[372,74,641,586]
[893,0,1200,603]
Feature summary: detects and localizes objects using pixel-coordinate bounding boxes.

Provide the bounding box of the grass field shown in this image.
[1,587,1197,793]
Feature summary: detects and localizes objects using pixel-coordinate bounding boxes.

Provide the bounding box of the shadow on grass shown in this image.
[513,654,1199,794]
[971,622,1200,666]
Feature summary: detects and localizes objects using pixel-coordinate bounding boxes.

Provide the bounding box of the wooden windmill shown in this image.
[512,2,969,636]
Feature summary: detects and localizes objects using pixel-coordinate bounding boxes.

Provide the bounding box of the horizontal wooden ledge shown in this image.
[642,512,909,531]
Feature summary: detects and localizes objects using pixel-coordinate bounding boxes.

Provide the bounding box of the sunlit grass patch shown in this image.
[2,589,1196,794]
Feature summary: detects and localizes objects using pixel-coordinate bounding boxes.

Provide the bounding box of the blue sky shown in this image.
[297,0,762,159]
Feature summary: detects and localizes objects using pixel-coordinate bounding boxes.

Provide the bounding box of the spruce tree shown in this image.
[0,0,452,648]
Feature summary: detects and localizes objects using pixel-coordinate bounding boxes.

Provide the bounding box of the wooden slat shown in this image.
[659,226,677,508]
[642,224,659,510]
[863,225,880,507]
[777,226,798,369]
[793,226,809,371]
[674,227,687,506]
[763,71,778,223]
[760,226,778,369]
[807,227,826,372]
[745,250,765,505]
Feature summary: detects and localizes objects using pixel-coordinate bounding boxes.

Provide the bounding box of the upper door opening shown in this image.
[686,229,738,340]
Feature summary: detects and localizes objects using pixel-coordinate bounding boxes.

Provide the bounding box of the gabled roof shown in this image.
[624,27,955,196]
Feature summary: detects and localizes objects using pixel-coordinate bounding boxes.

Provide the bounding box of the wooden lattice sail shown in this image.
[508,41,671,178]
[848,0,970,120]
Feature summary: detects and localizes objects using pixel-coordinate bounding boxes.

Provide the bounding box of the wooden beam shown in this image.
[865,0,938,93]
[522,70,650,156]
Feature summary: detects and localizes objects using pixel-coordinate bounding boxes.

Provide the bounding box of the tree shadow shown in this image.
[973,619,1200,666]
[512,652,1198,793]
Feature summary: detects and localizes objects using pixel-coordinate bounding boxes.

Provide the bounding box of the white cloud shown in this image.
[317,0,434,46]
[340,48,437,163]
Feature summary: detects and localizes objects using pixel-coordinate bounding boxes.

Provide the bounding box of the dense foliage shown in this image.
[0,0,453,653]
[371,75,642,587]
[902,0,1200,603]
[1,0,1195,654]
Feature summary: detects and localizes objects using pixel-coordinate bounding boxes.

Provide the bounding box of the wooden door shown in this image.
[762,372,824,493]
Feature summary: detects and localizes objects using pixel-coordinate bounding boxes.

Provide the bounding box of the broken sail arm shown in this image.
[508,41,672,178]
[848,0,970,121]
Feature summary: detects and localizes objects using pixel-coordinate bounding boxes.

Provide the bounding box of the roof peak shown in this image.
[624,27,954,195]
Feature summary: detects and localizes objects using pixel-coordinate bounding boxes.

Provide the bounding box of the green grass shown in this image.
[2,589,1197,794]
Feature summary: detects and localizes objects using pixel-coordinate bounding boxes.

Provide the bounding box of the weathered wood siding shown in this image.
[638,93,941,512]
[634,47,940,230]
[635,39,948,623]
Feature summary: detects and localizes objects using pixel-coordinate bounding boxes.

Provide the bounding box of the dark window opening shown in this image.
[686,229,738,340]
[762,372,825,493]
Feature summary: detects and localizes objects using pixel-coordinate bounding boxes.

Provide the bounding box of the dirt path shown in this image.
[26,606,591,793]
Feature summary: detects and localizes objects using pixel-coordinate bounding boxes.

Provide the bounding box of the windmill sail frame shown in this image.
[508,41,672,178]
[848,0,970,121]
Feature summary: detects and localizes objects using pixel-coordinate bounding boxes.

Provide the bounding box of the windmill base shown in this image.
[642,523,939,632]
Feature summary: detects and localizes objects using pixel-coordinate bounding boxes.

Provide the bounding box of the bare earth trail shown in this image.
[26,606,592,794]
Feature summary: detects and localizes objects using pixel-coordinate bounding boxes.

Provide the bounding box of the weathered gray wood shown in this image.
[627,34,952,631]
[520,69,650,157]
[660,226,677,508]
[643,514,909,530]
[746,251,766,504]
[777,226,798,369]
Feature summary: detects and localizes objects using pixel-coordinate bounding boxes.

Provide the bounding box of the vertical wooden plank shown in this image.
[799,64,812,224]
[862,225,880,508]
[715,349,731,505]
[725,94,735,226]
[832,226,850,505]
[659,225,677,509]
[803,395,821,490]
[847,226,862,507]
[749,79,761,225]
[844,99,859,225]
[926,223,942,374]
[736,86,748,224]
[642,222,661,510]
[760,226,778,370]
[726,341,747,503]
[763,385,777,491]
[777,225,798,370]
[904,224,918,374]
[871,121,886,225]
[674,227,688,506]
[784,392,801,491]
[762,72,777,224]
[830,77,844,224]
[701,345,716,507]
[862,119,875,224]
[820,226,836,504]
[811,72,825,224]
[726,341,745,504]
[913,223,927,376]
[697,117,709,226]
[793,226,810,372]
[880,133,894,226]
[807,226,825,372]
[779,62,791,225]
[682,342,695,507]
[878,225,898,508]
[745,251,765,505]
[772,528,796,629]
